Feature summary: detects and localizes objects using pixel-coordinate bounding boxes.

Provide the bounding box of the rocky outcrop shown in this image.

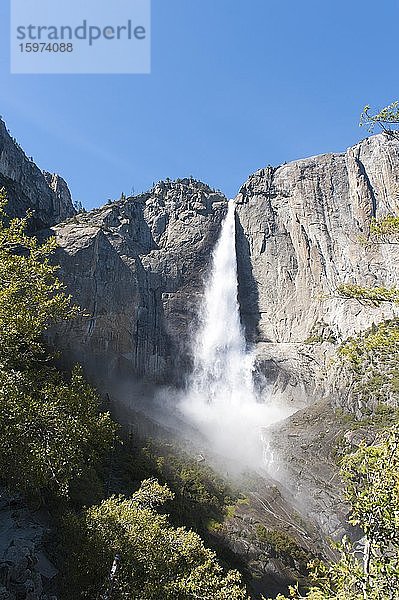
[0,119,75,229]
[233,135,399,547]
[263,400,353,540]
[48,180,227,386]
[0,489,58,600]
[38,133,399,415]
[236,134,399,409]
[42,172,75,225]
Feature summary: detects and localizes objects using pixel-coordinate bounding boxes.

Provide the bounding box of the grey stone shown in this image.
[0,486,54,600]
[236,134,399,411]
[0,586,16,600]
[2,123,399,585]
[47,179,227,387]
[4,545,33,583]
[0,119,75,229]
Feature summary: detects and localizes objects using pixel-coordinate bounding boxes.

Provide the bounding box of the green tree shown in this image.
[341,426,399,598]
[61,478,249,600]
[0,365,115,499]
[0,188,78,369]
[0,190,115,499]
[360,101,399,138]
[337,283,399,306]
[270,427,399,600]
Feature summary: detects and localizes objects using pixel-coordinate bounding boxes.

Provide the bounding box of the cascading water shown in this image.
[190,199,255,405]
[180,200,290,467]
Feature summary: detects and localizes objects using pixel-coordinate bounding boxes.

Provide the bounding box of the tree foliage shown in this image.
[360,102,399,138]
[337,283,399,306]
[120,438,239,534]
[270,427,399,600]
[61,478,248,600]
[0,365,115,499]
[339,320,399,371]
[338,319,399,413]
[0,189,115,499]
[341,427,399,597]
[0,189,78,369]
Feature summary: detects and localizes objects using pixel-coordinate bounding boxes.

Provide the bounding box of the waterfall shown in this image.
[191,200,255,405]
[180,200,289,467]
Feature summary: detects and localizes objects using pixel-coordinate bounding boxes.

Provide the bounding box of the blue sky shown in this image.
[0,0,398,209]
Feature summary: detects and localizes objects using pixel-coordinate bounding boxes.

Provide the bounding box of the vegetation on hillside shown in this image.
[369,215,399,240]
[61,478,248,600]
[337,319,399,412]
[0,191,115,500]
[255,526,313,575]
[269,426,399,600]
[0,195,77,369]
[0,364,116,501]
[117,438,240,534]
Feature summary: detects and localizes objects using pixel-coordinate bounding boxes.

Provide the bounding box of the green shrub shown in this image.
[370,214,399,238]
[256,526,313,572]
[119,439,238,534]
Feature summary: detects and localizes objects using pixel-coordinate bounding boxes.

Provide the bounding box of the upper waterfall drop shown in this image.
[191,199,255,405]
[180,200,290,467]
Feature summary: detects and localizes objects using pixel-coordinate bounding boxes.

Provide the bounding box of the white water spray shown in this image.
[180,200,290,467]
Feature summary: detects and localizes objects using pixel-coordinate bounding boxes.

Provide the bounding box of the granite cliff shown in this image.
[44,135,399,412]
[48,181,227,386]
[234,134,399,541]
[236,134,399,410]
[0,118,75,228]
[2,126,398,411]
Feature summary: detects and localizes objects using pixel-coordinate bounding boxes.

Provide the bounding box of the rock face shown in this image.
[0,119,75,228]
[0,488,58,600]
[233,134,399,543]
[2,117,398,410]
[235,134,399,409]
[1,120,398,412]
[42,172,75,225]
[48,180,227,385]
[263,400,354,541]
